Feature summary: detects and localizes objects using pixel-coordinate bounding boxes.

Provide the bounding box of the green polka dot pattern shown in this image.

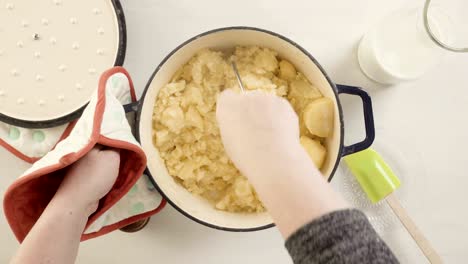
[111,75,120,88]
[32,131,46,142]
[129,202,145,215]
[111,75,126,92]
[128,185,138,197]
[8,127,20,140]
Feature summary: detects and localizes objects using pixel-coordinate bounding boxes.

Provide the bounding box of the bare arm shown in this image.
[10,195,92,264]
[216,89,348,238]
[216,90,398,263]
[249,142,349,238]
[10,147,120,264]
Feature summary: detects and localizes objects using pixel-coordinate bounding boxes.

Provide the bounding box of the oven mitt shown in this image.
[3,67,165,242]
[0,122,75,163]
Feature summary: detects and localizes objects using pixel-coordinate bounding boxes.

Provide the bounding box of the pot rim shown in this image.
[0,0,127,129]
[136,26,345,232]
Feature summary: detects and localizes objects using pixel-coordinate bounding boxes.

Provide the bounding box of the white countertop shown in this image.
[1,0,467,263]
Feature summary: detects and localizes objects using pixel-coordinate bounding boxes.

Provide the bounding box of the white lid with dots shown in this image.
[0,0,124,123]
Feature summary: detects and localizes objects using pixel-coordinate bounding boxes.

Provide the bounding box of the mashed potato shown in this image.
[152,46,332,213]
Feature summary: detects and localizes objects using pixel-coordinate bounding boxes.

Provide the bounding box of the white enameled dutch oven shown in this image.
[135,27,375,231]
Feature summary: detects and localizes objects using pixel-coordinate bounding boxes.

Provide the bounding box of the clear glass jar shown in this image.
[358,0,466,84]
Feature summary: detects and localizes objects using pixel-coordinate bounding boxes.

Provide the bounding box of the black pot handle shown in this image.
[123,101,140,113]
[336,84,375,156]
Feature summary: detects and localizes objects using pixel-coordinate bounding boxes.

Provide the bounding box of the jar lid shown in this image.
[0,0,126,128]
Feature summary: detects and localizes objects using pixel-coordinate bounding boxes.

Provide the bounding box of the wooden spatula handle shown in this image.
[386,193,443,264]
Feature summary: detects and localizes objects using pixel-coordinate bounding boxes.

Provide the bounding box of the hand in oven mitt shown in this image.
[3,67,164,242]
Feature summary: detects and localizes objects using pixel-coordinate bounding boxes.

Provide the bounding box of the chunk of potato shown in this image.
[279,60,297,80]
[288,79,322,101]
[303,97,334,137]
[300,136,327,169]
[287,78,322,112]
[161,105,185,133]
[185,106,204,130]
[254,48,278,73]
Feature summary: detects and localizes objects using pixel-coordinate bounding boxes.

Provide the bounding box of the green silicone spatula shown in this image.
[344,148,443,264]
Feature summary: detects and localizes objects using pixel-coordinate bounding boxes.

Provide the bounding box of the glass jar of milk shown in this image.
[358,0,466,84]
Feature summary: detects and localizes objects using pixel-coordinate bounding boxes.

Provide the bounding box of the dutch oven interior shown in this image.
[138,28,343,230]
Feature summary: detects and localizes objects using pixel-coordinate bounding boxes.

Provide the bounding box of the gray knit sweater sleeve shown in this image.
[285,209,399,264]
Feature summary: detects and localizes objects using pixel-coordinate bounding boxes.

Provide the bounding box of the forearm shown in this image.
[248,145,397,262]
[246,143,348,239]
[10,147,119,264]
[10,196,90,264]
